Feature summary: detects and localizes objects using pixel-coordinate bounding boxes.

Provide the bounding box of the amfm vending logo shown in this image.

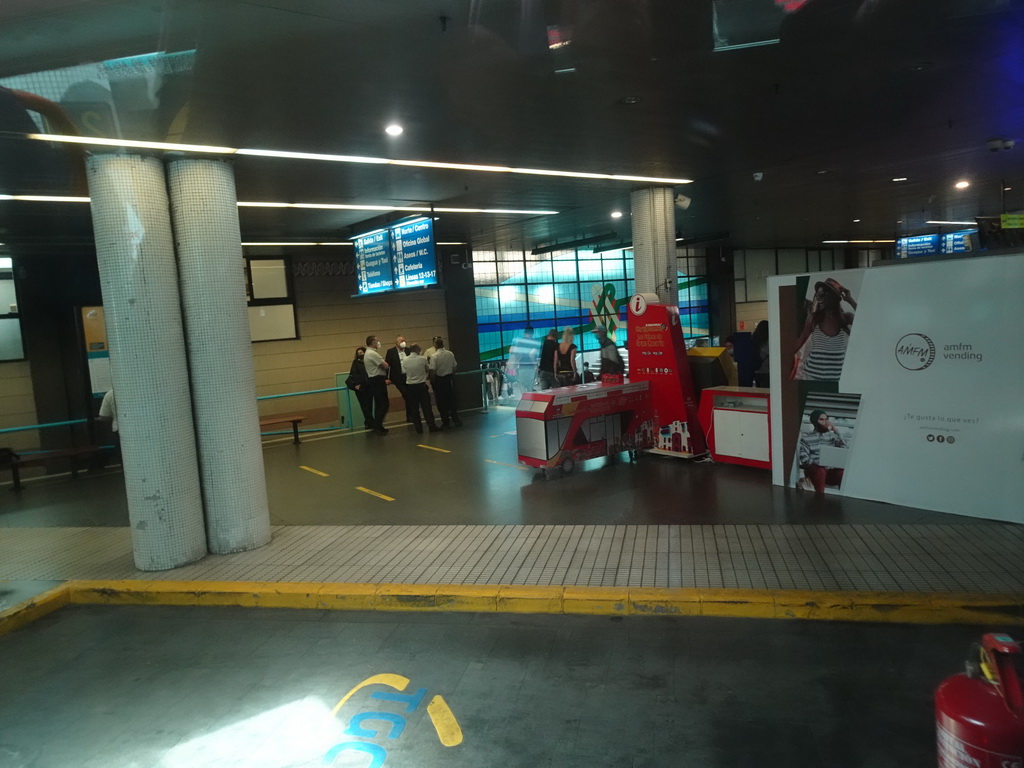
[895,333,936,370]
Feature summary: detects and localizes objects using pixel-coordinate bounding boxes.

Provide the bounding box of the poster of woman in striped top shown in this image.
[791,277,858,381]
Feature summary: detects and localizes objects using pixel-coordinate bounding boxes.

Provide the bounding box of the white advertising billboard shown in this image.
[769,253,1024,523]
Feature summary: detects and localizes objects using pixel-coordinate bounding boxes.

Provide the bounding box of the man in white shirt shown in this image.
[362,334,390,434]
[427,337,462,427]
[401,344,439,434]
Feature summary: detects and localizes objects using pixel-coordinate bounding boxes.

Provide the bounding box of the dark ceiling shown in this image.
[1,0,1022,255]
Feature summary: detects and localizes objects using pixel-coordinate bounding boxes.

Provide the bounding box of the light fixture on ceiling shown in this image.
[385,124,403,137]
[619,96,641,105]
[853,219,861,223]
[925,220,977,225]
[28,133,693,185]
[0,194,559,216]
[955,180,970,189]
[821,239,896,244]
[892,177,908,182]
[610,211,623,219]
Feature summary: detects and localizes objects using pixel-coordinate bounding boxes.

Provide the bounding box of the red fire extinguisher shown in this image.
[936,633,1024,768]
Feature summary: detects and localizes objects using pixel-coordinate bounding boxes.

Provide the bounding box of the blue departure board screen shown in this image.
[393,218,437,288]
[354,229,394,294]
[897,230,977,259]
[354,217,437,295]
[896,234,939,258]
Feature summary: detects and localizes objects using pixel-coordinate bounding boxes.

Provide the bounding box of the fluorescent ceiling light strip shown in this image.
[29,133,236,154]
[241,242,352,246]
[0,194,558,215]
[925,220,976,225]
[235,148,387,164]
[0,194,90,202]
[27,134,690,185]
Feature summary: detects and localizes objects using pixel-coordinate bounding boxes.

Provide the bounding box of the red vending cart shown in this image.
[516,380,655,477]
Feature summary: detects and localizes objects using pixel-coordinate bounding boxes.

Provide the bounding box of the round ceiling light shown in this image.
[385,124,404,136]
[955,180,970,189]
[611,211,623,219]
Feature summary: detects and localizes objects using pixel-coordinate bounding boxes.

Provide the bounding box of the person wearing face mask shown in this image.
[363,334,390,434]
[344,346,374,430]
[385,335,414,424]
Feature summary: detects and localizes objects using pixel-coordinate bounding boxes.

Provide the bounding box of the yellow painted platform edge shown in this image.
[0,582,1017,627]
[0,584,70,637]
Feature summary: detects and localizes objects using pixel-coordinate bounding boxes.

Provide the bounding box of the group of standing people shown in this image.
[509,325,624,392]
[345,335,462,435]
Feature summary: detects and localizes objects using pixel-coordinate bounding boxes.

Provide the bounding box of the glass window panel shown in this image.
[473,250,497,262]
[600,258,626,280]
[250,259,289,299]
[526,260,553,283]
[744,250,774,302]
[527,284,556,318]
[477,330,504,361]
[734,250,746,280]
[475,290,501,324]
[777,248,807,275]
[550,249,575,261]
[497,261,525,282]
[498,249,525,261]
[734,279,747,303]
[577,260,603,281]
[552,259,578,282]
[472,261,497,285]
[498,284,528,321]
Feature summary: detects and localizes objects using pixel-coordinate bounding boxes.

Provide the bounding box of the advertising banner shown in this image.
[769,253,1024,523]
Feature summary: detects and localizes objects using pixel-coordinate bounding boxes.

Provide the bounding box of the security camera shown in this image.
[674,194,692,210]
[753,172,764,181]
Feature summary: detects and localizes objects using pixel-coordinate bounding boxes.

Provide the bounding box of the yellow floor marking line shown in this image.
[356,486,395,501]
[484,459,530,471]
[427,695,464,746]
[300,465,330,477]
[332,674,409,716]
[417,444,451,453]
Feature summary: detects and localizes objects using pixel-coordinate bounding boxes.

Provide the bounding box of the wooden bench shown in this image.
[2,446,104,492]
[259,415,306,444]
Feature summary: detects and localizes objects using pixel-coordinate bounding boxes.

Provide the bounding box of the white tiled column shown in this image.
[167,158,271,554]
[631,187,678,305]
[85,154,207,570]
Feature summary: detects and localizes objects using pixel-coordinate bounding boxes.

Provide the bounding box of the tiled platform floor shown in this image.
[3,523,1023,594]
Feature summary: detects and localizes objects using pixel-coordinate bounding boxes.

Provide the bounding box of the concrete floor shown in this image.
[0,603,997,768]
[0,406,997,529]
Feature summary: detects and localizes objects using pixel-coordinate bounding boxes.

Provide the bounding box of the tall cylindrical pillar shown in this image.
[630,187,678,306]
[86,154,207,570]
[167,158,271,554]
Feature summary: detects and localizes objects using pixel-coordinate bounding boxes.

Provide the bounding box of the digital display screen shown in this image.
[354,229,394,294]
[896,234,940,258]
[897,230,977,258]
[355,217,437,295]
[393,218,437,288]
[941,229,975,254]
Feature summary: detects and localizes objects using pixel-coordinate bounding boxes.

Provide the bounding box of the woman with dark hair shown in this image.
[791,278,856,381]
[345,346,374,430]
[554,327,578,386]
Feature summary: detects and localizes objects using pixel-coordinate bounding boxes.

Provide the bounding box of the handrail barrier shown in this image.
[1,368,503,454]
